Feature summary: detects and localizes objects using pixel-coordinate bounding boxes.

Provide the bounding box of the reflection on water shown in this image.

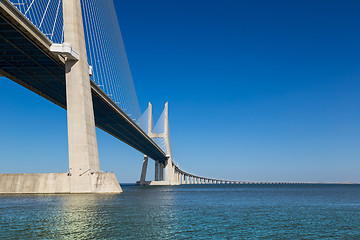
[1,184,360,239]
[54,194,118,239]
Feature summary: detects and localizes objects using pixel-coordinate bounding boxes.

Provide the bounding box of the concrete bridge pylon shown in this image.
[62,0,122,193]
[137,102,179,185]
[0,0,122,194]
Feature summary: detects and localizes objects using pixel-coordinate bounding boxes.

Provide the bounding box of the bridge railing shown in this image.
[8,0,63,43]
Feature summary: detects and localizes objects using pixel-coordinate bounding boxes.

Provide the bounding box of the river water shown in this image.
[0,184,360,239]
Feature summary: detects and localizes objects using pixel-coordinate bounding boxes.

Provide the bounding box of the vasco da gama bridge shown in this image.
[0,0,264,193]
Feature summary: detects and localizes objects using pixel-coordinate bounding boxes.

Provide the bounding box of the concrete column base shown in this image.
[136,180,180,186]
[0,173,122,194]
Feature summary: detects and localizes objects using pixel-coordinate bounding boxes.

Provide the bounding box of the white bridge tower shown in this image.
[137,102,179,185]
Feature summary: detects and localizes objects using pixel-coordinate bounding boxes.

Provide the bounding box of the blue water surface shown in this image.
[0,184,360,239]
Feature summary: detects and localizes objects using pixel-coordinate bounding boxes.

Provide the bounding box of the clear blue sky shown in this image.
[1,0,359,183]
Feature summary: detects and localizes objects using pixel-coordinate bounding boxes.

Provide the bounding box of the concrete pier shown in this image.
[155,161,160,181]
[63,0,121,193]
[139,156,148,185]
[64,0,97,190]
[159,164,164,180]
[0,173,121,194]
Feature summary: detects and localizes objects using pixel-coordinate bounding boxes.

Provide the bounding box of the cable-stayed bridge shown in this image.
[0,0,300,193]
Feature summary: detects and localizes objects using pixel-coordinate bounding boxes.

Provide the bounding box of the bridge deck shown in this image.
[0,0,167,163]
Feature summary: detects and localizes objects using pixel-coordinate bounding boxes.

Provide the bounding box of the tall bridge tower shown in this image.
[0,0,122,193]
[137,102,179,185]
[62,0,121,193]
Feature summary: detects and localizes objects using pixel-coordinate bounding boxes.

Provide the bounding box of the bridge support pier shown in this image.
[164,158,179,185]
[138,156,148,185]
[155,161,159,181]
[0,173,121,194]
[0,0,122,194]
[159,163,164,180]
[62,0,121,193]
